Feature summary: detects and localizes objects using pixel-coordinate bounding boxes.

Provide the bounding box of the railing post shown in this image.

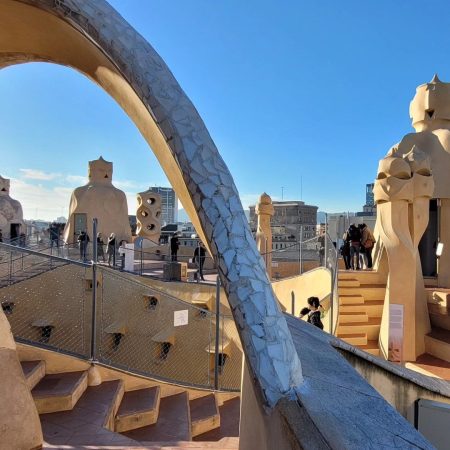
[324,214,328,268]
[9,251,12,286]
[214,276,220,390]
[291,290,295,315]
[299,225,303,274]
[91,218,98,361]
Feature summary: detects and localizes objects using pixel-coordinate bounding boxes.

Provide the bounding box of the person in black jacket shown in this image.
[170,233,180,262]
[299,296,324,330]
[193,241,206,281]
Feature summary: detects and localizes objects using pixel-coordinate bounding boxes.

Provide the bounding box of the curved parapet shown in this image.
[0,0,302,407]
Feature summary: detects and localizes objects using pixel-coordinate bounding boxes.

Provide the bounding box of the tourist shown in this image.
[118,240,127,270]
[107,233,116,266]
[97,232,106,262]
[341,230,351,270]
[193,241,206,281]
[170,233,179,262]
[299,297,324,330]
[49,223,59,250]
[318,232,325,266]
[360,223,376,269]
[77,231,90,261]
[346,224,361,270]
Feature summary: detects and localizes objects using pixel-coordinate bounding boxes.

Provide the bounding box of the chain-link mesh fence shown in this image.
[0,244,92,358]
[0,242,241,392]
[97,268,241,391]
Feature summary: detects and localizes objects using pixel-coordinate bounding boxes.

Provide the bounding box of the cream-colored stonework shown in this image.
[0,175,24,241]
[255,193,274,278]
[374,148,433,361]
[63,157,131,244]
[136,189,161,243]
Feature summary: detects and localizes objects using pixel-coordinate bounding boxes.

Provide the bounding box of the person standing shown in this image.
[97,232,106,262]
[360,223,376,269]
[341,230,351,270]
[193,241,206,281]
[107,233,116,266]
[170,233,179,262]
[347,224,361,270]
[77,231,90,261]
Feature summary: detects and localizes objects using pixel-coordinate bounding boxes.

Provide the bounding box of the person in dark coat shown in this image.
[170,233,180,262]
[299,296,324,330]
[193,241,206,281]
[346,224,362,270]
[77,231,90,261]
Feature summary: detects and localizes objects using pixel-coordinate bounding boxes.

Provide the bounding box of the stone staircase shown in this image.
[336,271,386,357]
[406,289,450,380]
[20,360,240,449]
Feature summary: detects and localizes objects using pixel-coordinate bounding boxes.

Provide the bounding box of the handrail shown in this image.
[0,242,240,392]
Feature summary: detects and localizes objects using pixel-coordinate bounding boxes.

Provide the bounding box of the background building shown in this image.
[361,182,376,216]
[149,187,178,225]
[249,200,318,246]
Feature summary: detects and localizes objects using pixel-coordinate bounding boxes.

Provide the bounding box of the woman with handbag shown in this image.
[360,223,376,269]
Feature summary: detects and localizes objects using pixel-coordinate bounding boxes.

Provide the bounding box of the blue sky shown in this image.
[1,0,450,220]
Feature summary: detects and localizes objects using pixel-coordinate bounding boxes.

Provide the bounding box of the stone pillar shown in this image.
[255,193,274,278]
[136,189,162,244]
[374,147,433,361]
[0,310,43,448]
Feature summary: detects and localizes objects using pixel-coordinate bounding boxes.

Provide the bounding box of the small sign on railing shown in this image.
[174,310,189,327]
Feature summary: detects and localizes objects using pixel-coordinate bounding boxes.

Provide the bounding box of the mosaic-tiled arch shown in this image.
[0,0,301,406]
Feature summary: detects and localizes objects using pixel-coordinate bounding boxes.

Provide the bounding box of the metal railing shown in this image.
[0,241,241,392]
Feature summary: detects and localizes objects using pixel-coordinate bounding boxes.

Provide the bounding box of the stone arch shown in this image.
[0,0,301,406]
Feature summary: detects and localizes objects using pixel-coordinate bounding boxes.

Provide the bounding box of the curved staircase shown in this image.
[20,359,240,449]
[336,271,386,357]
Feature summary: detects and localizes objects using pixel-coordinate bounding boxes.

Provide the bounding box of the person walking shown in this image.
[97,232,106,262]
[347,224,362,270]
[360,223,376,269]
[77,231,90,261]
[193,241,206,281]
[107,233,116,266]
[170,233,179,262]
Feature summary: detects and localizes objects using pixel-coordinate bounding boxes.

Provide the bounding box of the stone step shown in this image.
[358,340,380,357]
[338,279,360,288]
[147,438,239,448]
[337,333,367,346]
[122,392,191,442]
[339,295,365,305]
[115,386,161,432]
[338,270,386,284]
[339,300,383,317]
[426,289,450,307]
[32,370,88,414]
[21,360,46,390]
[339,285,385,300]
[425,327,450,363]
[406,353,450,381]
[39,380,132,447]
[337,318,381,340]
[429,304,450,331]
[194,397,240,442]
[339,312,369,324]
[190,394,220,438]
